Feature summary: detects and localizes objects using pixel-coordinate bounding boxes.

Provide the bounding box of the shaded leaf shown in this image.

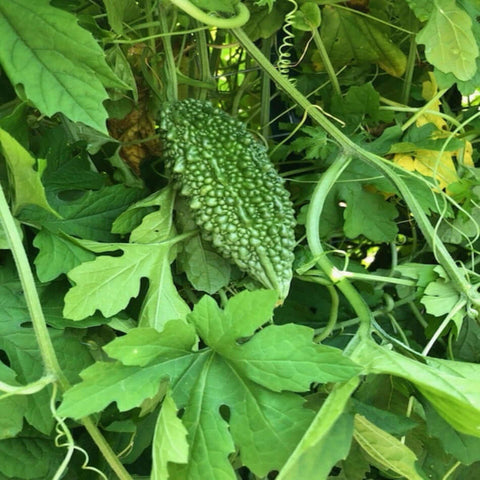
[423,400,480,465]
[320,6,406,76]
[19,185,144,241]
[0,276,93,435]
[33,230,96,282]
[342,184,398,242]
[290,126,328,160]
[329,441,371,480]
[0,436,64,479]
[353,414,425,480]
[0,362,26,440]
[103,0,141,34]
[181,235,231,294]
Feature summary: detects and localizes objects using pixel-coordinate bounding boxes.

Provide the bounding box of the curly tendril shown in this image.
[277,0,298,84]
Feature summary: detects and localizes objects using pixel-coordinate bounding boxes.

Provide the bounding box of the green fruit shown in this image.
[159,99,295,298]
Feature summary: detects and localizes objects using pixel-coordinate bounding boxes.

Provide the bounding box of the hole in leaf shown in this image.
[0,350,10,366]
[219,404,230,422]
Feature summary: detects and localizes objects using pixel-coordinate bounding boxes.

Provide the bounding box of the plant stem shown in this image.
[169,0,250,28]
[0,185,68,388]
[314,285,339,342]
[311,29,341,96]
[334,270,416,286]
[158,3,178,102]
[442,461,461,480]
[401,33,417,105]
[260,37,273,140]
[422,299,466,356]
[305,152,372,341]
[81,418,132,480]
[195,23,214,101]
[401,88,448,131]
[0,184,133,480]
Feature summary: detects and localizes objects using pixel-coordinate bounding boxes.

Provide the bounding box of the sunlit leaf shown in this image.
[0,0,126,132]
[59,291,360,478]
[416,0,478,81]
[152,391,189,480]
[0,128,56,215]
[355,340,480,438]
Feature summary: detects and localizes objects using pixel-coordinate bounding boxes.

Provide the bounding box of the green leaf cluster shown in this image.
[59,290,360,478]
[0,0,479,479]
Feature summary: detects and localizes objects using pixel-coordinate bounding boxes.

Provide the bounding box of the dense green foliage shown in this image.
[0,0,480,479]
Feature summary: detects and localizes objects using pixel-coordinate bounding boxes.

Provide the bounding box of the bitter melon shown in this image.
[159,99,295,298]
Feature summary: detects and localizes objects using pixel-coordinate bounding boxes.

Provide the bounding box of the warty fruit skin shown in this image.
[159,99,296,299]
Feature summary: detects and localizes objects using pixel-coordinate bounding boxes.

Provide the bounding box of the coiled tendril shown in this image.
[277,0,298,85]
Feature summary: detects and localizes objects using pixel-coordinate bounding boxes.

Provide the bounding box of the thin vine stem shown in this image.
[311,29,341,96]
[314,284,339,342]
[401,88,448,131]
[422,299,467,356]
[442,461,461,480]
[401,32,417,105]
[109,25,209,44]
[260,37,273,140]
[332,3,415,35]
[195,22,214,101]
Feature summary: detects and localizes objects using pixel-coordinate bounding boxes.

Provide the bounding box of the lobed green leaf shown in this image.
[0,0,126,132]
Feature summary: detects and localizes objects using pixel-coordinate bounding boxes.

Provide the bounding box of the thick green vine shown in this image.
[0,184,134,480]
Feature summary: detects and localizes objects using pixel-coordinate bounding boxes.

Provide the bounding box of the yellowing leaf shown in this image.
[393,153,416,172]
[393,150,458,190]
[461,140,474,167]
[402,73,474,185]
[416,105,447,131]
[417,74,447,130]
[421,73,439,101]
